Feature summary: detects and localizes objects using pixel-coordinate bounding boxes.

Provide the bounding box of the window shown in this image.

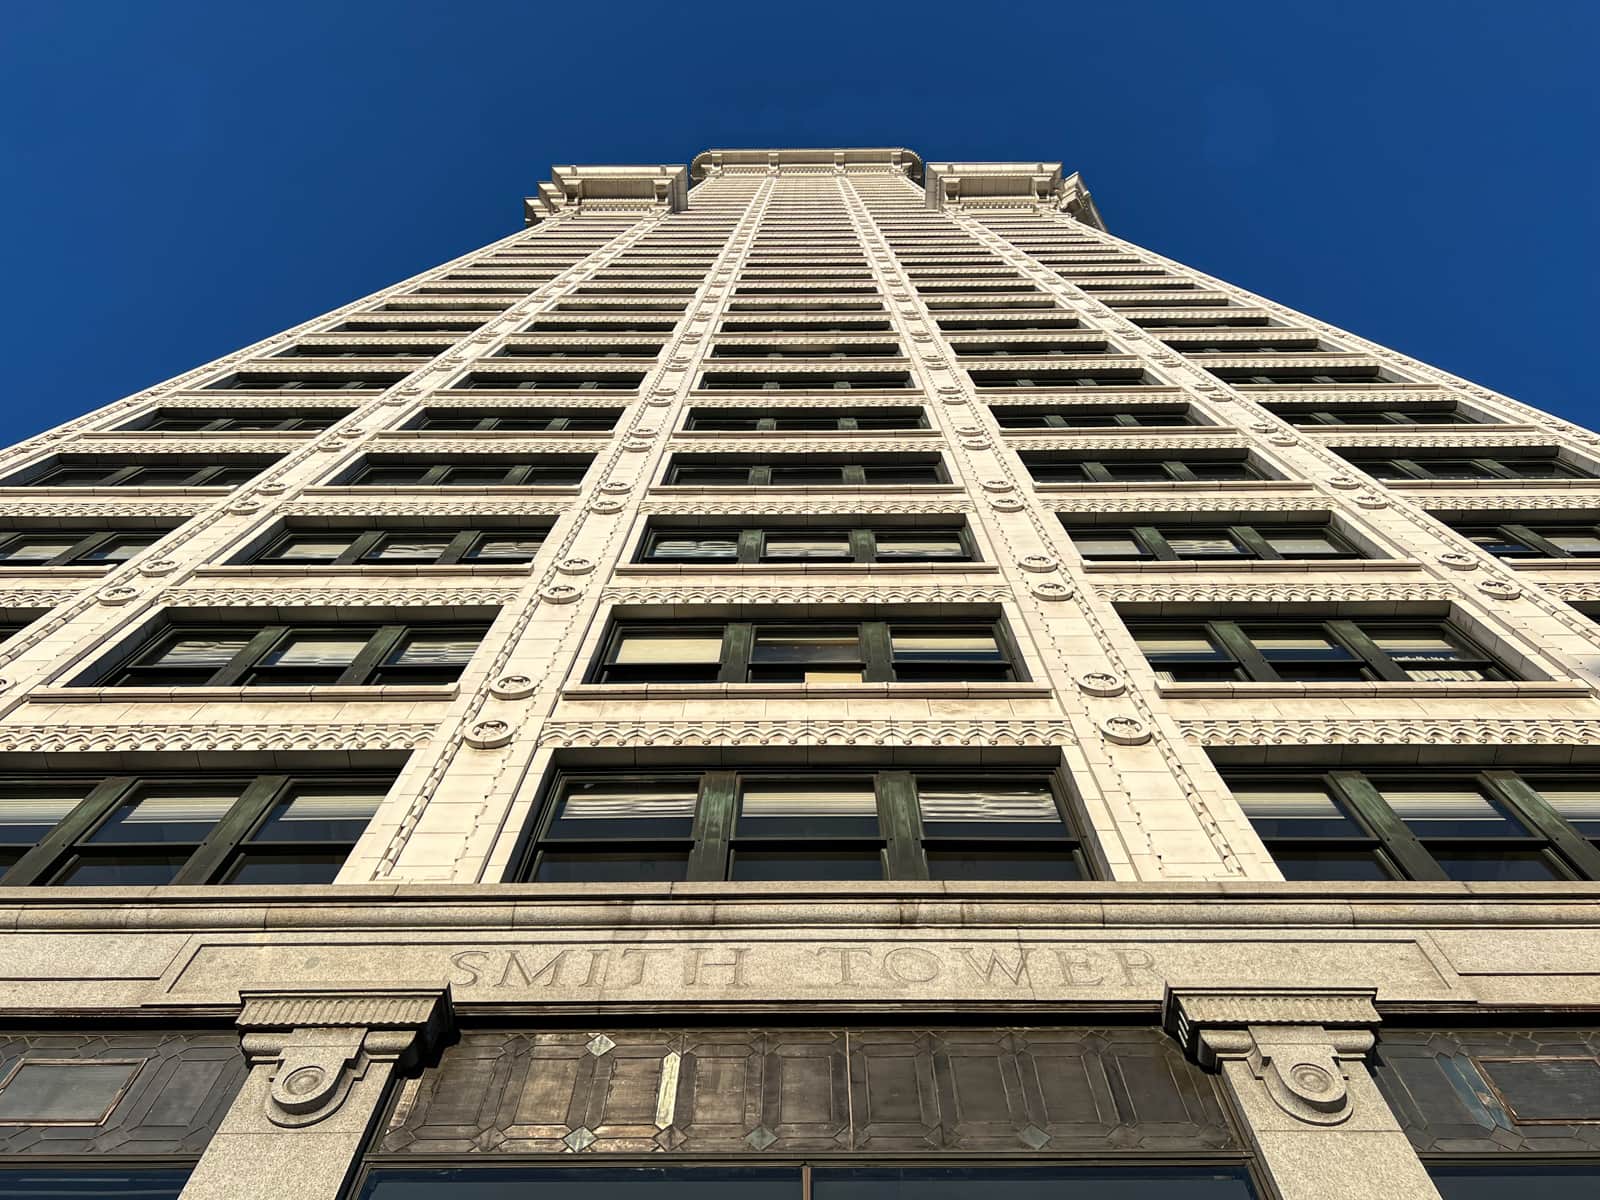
[1268,404,1476,426]
[1453,521,1600,559]
[0,529,167,567]
[1130,618,1509,684]
[340,456,592,486]
[1025,454,1263,483]
[457,371,646,390]
[250,526,548,566]
[664,455,947,486]
[0,773,395,886]
[1341,452,1588,481]
[7,457,276,488]
[516,770,1085,883]
[639,524,973,564]
[993,407,1194,428]
[121,408,349,431]
[408,408,620,431]
[696,371,913,391]
[592,619,1017,684]
[0,1168,192,1199]
[356,1166,1257,1200]
[1226,769,1600,882]
[207,372,406,391]
[1068,522,1359,561]
[684,407,927,431]
[84,620,491,688]
[968,369,1152,388]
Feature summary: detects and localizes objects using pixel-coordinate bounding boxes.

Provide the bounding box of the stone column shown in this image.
[1164,987,1442,1200]
[180,986,452,1200]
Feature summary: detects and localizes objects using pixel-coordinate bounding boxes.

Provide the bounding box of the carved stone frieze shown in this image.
[161,587,519,608]
[538,718,1077,748]
[1097,581,1455,604]
[999,434,1248,452]
[0,722,436,753]
[601,584,1013,606]
[1179,717,1600,747]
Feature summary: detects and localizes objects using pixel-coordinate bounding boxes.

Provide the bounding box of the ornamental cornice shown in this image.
[640,497,974,515]
[538,718,1077,749]
[399,394,627,410]
[1253,389,1459,407]
[1004,434,1248,452]
[1098,581,1456,605]
[214,359,419,376]
[684,394,917,410]
[0,722,436,754]
[457,361,648,377]
[127,395,361,411]
[280,497,574,517]
[1313,430,1561,449]
[1541,581,1600,602]
[1176,355,1386,371]
[1179,718,1600,747]
[1053,494,1328,514]
[1419,493,1600,511]
[0,500,205,517]
[982,390,1186,407]
[1078,291,1226,304]
[959,356,1146,372]
[601,584,1013,606]
[43,438,303,456]
[160,586,520,608]
[699,361,912,377]
[0,588,80,608]
[1123,309,1275,323]
[497,334,668,348]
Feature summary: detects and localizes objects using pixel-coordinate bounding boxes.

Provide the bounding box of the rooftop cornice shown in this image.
[690,147,924,182]
[523,163,689,225]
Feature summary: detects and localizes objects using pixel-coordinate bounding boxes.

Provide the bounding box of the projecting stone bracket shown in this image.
[236,986,453,1129]
[1164,987,1380,1126]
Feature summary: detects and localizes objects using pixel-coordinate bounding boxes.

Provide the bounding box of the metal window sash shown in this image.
[418,464,452,486]
[1327,620,1411,683]
[749,465,773,486]
[1476,458,1520,480]
[503,465,534,486]
[99,465,147,487]
[718,622,754,684]
[736,529,764,564]
[1230,525,1279,561]
[342,626,407,685]
[0,777,136,886]
[878,770,927,881]
[1329,771,1449,881]
[849,529,875,563]
[1081,461,1115,483]
[57,531,120,567]
[1136,525,1182,561]
[436,531,482,566]
[1485,771,1600,880]
[687,771,735,881]
[861,622,893,682]
[173,775,291,885]
[841,465,868,485]
[1209,621,1272,682]
[1503,523,1572,559]
[343,531,390,565]
[209,626,293,687]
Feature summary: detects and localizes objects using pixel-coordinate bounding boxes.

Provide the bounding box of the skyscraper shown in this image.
[0,147,1597,1200]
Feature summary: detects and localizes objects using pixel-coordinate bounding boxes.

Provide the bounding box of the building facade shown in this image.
[0,147,1597,1199]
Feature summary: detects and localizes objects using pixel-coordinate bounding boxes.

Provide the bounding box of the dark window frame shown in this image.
[1067,522,1362,562]
[249,526,550,567]
[638,524,975,565]
[1454,521,1600,560]
[1344,453,1587,481]
[1025,455,1264,484]
[407,409,621,432]
[513,767,1087,884]
[341,457,592,487]
[0,529,167,567]
[663,455,949,487]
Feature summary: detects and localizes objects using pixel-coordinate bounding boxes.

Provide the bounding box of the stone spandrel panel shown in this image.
[0,1031,247,1156]
[1372,1028,1600,1154]
[377,1027,1236,1157]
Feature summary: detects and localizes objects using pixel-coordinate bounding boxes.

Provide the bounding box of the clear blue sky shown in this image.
[3,1,1596,441]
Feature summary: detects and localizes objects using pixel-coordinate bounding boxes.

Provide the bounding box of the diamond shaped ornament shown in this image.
[586,1034,616,1056]
[563,1126,597,1152]
[1018,1124,1049,1150]
[745,1126,778,1150]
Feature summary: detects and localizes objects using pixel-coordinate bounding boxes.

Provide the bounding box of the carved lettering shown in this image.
[814,946,871,985]
[1116,947,1159,985]
[958,948,1031,987]
[449,950,489,987]
[1053,949,1104,986]
[884,947,942,984]
[684,947,748,988]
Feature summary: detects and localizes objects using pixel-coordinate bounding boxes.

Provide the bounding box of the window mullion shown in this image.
[211,626,289,687]
[0,777,135,886]
[718,622,753,684]
[1503,524,1566,559]
[842,465,867,485]
[58,531,115,566]
[437,531,480,565]
[861,621,893,682]
[687,771,736,881]
[1210,621,1274,682]
[343,531,386,565]
[1331,771,1447,881]
[1330,620,1408,682]
[1166,461,1199,482]
[1137,526,1178,561]
[736,529,763,564]
[1231,525,1277,561]
[344,626,405,685]
[849,529,875,563]
[878,771,927,881]
[174,775,288,885]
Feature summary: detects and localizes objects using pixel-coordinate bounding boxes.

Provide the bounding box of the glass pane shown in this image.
[467,536,544,560]
[751,627,860,667]
[356,1166,799,1200]
[0,1168,192,1200]
[918,780,1065,837]
[253,787,385,842]
[873,532,966,560]
[1186,460,1257,480]
[84,535,155,564]
[1380,786,1530,838]
[613,633,724,665]
[1367,627,1466,659]
[926,850,1081,880]
[1544,530,1600,555]
[149,635,250,668]
[647,536,738,561]
[1533,783,1600,837]
[1165,531,1246,557]
[1135,630,1226,660]
[812,1166,1258,1200]
[264,633,370,668]
[1273,850,1394,881]
[52,853,191,886]
[1432,1165,1600,1200]
[0,536,78,563]
[546,779,699,838]
[1465,529,1533,557]
[730,850,883,880]
[891,628,1001,663]
[388,631,482,666]
[224,853,348,884]
[737,780,879,837]
[1246,628,1353,662]
[88,790,238,843]
[1235,786,1366,838]
[762,533,851,560]
[1072,532,1144,559]
[0,793,84,843]
[533,852,689,883]
[366,537,450,561]
[1263,530,1342,556]
[1431,850,1561,881]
